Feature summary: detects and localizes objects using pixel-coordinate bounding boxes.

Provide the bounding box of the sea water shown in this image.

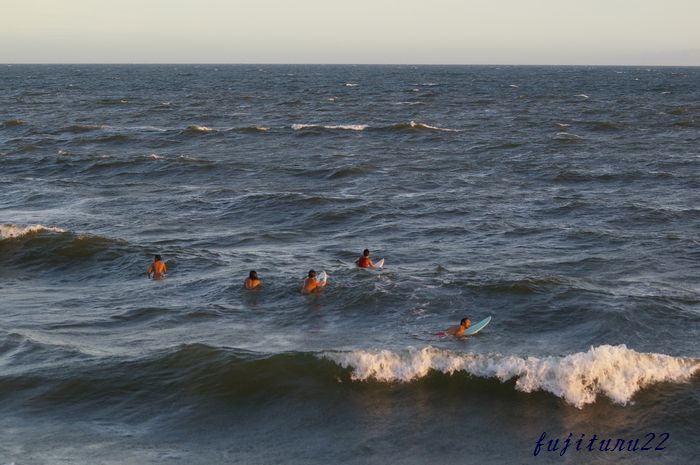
[1,65,699,464]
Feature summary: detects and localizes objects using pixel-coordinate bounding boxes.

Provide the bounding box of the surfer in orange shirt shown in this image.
[244,270,262,289]
[445,317,471,337]
[356,249,375,268]
[301,269,326,294]
[147,254,167,279]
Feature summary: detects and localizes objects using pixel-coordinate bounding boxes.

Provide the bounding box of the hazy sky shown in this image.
[2,0,699,64]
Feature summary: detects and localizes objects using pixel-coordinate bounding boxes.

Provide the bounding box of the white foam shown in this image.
[322,345,699,409]
[0,224,66,239]
[186,125,215,132]
[408,121,460,132]
[344,83,358,87]
[291,124,368,131]
[575,94,590,99]
[555,132,583,140]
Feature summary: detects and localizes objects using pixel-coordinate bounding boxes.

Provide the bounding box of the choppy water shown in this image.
[1,65,699,464]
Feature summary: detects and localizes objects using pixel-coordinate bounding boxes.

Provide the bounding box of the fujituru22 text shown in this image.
[533,431,669,457]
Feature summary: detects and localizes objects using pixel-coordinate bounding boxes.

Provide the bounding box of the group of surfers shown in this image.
[147,249,473,337]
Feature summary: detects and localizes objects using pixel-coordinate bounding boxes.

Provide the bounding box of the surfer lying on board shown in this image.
[244,270,261,289]
[302,269,326,294]
[147,254,167,279]
[356,249,375,268]
[443,317,471,337]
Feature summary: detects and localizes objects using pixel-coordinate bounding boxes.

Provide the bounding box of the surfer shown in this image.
[147,254,167,279]
[445,317,471,337]
[244,270,261,289]
[301,269,326,294]
[356,249,375,268]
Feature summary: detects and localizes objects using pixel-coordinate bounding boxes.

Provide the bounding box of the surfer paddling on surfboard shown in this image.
[446,317,472,337]
[436,316,492,338]
[302,269,327,294]
[436,317,471,337]
[356,249,375,268]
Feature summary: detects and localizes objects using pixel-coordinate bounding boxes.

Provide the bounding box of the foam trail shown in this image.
[292,124,368,131]
[0,224,66,239]
[322,345,700,409]
[394,121,461,132]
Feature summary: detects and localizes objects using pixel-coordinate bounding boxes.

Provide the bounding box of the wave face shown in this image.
[323,345,700,409]
[0,224,143,277]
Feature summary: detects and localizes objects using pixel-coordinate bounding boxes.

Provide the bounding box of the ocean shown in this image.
[1,64,698,464]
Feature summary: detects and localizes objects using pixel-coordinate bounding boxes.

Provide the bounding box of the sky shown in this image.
[1,0,699,65]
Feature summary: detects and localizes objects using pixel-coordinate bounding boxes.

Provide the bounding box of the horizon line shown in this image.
[3,62,699,68]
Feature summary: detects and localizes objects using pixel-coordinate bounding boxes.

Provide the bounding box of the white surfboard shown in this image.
[317,271,328,285]
[372,258,385,269]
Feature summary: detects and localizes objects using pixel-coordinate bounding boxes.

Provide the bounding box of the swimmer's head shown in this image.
[460,317,470,326]
[154,254,162,261]
[363,249,370,256]
[308,269,316,278]
[249,270,258,279]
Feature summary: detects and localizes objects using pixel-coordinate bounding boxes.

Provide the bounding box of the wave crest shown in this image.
[393,121,461,132]
[184,125,216,133]
[291,124,368,131]
[322,345,699,409]
[0,224,66,240]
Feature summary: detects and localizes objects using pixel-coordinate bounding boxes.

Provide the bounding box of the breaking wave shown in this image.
[0,224,66,240]
[322,345,700,409]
